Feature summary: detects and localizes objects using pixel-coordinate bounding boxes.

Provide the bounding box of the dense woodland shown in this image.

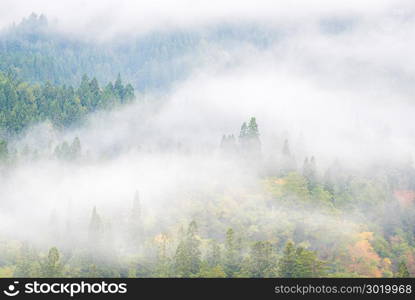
[0,71,134,136]
[0,13,271,91]
[1,14,415,278]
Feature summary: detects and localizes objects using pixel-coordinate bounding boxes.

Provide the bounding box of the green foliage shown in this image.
[14,244,41,277]
[173,221,202,277]
[245,241,278,277]
[0,71,134,135]
[40,247,62,277]
[223,228,242,277]
[54,137,82,161]
[0,140,8,162]
[198,263,226,278]
[278,241,326,278]
[206,240,222,268]
[396,261,410,278]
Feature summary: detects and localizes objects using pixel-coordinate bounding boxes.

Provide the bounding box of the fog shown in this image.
[0,0,408,38]
[1,1,415,270]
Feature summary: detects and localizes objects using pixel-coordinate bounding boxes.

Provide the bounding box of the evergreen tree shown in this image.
[248,241,278,277]
[173,221,201,277]
[88,206,103,247]
[89,77,100,108]
[239,122,247,140]
[114,73,124,101]
[14,243,41,277]
[154,233,171,277]
[59,141,71,160]
[224,228,242,277]
[247,117,259,139]
[206,240,221,267]
[283,139,290,157]
[239,117,261,158]
[0,139,8,162]
[128,190,143,250]
[0,71,135,135]
[278,241,297,277]
[278,241,326,278]
[397,261,410,277]
[69,137,81,160]
[40,247,62,277]
[303,156,317,189]
[280,139,297,175]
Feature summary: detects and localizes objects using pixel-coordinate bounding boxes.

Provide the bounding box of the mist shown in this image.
[0,0,415,278]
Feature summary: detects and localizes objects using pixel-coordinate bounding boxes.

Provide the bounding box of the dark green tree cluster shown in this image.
[278,241,326,278]
[0,71,134,135]
[0,139,8,162]
[174,221,202,277]
[54,137,81,161]
[221,117,261,158]
[303,156,317,189]
[239,117,261,152]
[0,13,201,91]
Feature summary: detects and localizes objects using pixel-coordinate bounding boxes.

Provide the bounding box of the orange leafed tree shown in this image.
[347,232,384,277]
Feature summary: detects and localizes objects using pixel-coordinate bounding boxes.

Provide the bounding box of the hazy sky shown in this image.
[0,0,413,37]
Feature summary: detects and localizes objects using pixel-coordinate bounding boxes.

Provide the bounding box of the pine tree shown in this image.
[294,246,326,277]
[303,156,317,189]
[278,241,326,278]
[69,137,81,160]
[280,139,297,175]
[206,240,221,267]
[278,241,297,277]
[0,139,8,162]
[14,243,41,277]
[173,221,201,277]
[89,77,100,108]
[40,247,62,277]
[154,233,171,277]
[186,221,201,275]
[239,122,248,141]
[128,190,143,249]
[224,228,242,277]
[88,206,103,247]
[238,117,261,158]
[114,73,124,101]
[247,117,259,139]
[78,74,91,107]
[397,261,410,277]
[283,139,290,157]
[248,241,278,277]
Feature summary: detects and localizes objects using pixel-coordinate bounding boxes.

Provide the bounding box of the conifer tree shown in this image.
[278,241,297,277]
[40,247,62,277]
[14,243,41,277]
[248,241,278,277]
[206,240,221,267]
[397,261,410,277]
[129,190,143,249]
[278,241,326,278]
[0,139,8,162]
[283,139,290,157]
[88,206,103,247]
[69,137,81,160]
[280,139,296,175]
[224,228,242,277]
[173,221,201,277]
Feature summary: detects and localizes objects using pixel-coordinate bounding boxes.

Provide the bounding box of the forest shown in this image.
[1,5,415,278]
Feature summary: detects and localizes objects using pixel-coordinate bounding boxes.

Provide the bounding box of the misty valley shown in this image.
[1,10,415,279]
